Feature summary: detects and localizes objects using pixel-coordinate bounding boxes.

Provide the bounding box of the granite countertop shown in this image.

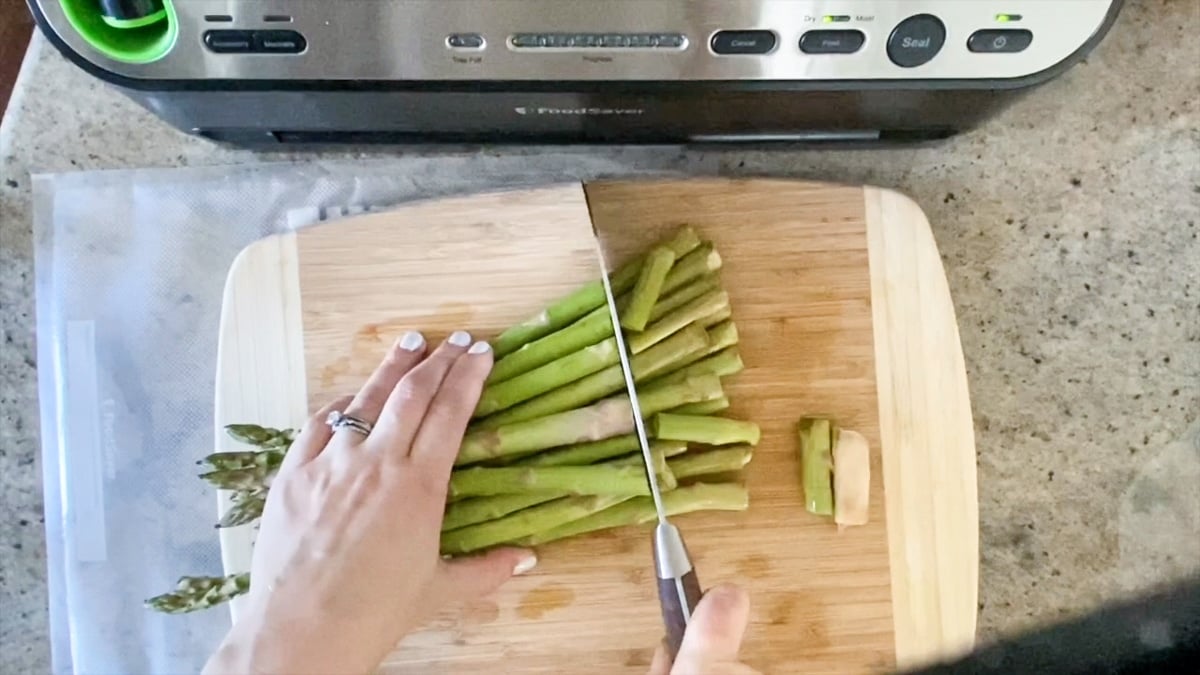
[2,0,1197,671]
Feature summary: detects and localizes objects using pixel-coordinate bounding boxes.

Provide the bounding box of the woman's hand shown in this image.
[649,585,760,675]
[204,331,537,675]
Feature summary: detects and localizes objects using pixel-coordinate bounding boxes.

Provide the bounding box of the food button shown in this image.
[799,30,866,54]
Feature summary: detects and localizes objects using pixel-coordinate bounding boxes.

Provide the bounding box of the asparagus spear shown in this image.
[799,418,835,516]
[490,227,702,358]
[441,495,632,555]
[621,246,676,331]
[517,483,749,546]
[653,414,762,446]
[199,464,279,491]
[456,374,724,466]
[648,275,722,323]
[145,573,250,614]
[516,436,687,467]
[668,446,754,481]
[476,338,618,416]
[487,306,613,384]
[198,448,285,472]
[477,324,710,428]
[651,347,744,387]
[702,306,732,328]
[660,244,722,297]
[216,490,266,528]
[225,424,294,448]
[628,290,729,354]
[671,397,730,415]
[448,464,652,499]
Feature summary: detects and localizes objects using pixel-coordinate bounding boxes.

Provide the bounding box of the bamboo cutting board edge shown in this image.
[212,180,979,671]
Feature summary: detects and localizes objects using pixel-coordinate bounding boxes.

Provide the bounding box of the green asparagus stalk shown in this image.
[478,324,710,428]
[621,246,676,331]
[476,338,618,416]
[653,413,761,446]
[517,483,749,546]
[648,275,722,323]
[216,490,266,529]
[702,306,732,328]
[225,424,294,448]
[440,494,631,554]
[198,448,285,472]
[145,573,250,614]
[487,306,613,384]
[668,446,754,481]
[456,374,724,466]
[489,227,702,358]
[799,418,835,516]
[199,464,278,491]
[448,464,652,499]
[517,436,687,467]
[628,290,729,354]
[660,244,722,297]
[651,347,744,387]
[670,397,730,415]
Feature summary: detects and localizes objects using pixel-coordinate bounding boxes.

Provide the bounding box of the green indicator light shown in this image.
[823,15,851,23]
[995,13,1023,22]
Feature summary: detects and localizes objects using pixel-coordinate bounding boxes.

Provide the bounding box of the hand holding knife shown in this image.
[592,236,703,661]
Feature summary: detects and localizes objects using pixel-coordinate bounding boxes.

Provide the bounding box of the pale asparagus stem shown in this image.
[668,446,754,481]
[702,306,733,328]
[440,495,632,555]
[477,324,710,428]
[145,572,251,614]
[216,490,266,528]
[628,290,730,354]
[487,306,612,384]
[456,374,724,466]
[671,397,730,415]
[648,275,722,323]
[475,338,619,416]
[651,347,744,388]
[442,446,676,532]
[833,429,871,529]
[489,226,700,358]
[799,418,835,516]
[448,464,652,499]
[621,246,676,331]
[660,244,722,296]
[653,413,761,446]
[516,483,749,546]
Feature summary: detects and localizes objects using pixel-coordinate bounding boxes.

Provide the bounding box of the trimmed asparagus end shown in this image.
[799,418,834,517]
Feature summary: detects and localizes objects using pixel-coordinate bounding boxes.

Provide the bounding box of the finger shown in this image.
[371,331,473,455]
[435,548,537,603]
[648,640,672,675]
[337,331,427,444]
[673,585,751,670]
[408,340,493,474]
[279,394,355,472]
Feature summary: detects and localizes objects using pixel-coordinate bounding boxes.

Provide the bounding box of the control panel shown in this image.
[38,0,1117,83]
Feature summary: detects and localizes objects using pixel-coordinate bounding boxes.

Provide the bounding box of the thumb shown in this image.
[437,548,538,601]
[671,584,751,672]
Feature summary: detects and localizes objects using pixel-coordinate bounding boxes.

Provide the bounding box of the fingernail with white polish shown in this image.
[468,341,491,355]
[397,331,425,352]
[448,330,472,347]
[513,555,538,576]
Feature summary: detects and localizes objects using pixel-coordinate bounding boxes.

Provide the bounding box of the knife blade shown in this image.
[590,235,702,661]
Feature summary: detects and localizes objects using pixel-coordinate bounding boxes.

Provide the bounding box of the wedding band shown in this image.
[326,410,373,436]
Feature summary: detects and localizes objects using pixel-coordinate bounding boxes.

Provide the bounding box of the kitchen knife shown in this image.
[591,236,702,661]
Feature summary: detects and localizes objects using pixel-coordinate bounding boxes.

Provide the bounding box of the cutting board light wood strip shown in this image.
[214,179,978,673]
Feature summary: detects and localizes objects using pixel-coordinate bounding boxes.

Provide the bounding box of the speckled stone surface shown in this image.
[2,0,1198,671]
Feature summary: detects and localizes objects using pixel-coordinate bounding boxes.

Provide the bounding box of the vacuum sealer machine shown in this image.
[30,1,1123,144]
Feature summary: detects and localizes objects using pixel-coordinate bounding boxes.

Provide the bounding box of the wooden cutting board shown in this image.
[214,179,978,674]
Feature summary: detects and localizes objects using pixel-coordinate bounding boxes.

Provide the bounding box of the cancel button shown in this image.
[887,14,946,67]
[711,30,778,55]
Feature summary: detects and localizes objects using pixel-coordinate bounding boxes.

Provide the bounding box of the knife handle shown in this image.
[658,569,703,661]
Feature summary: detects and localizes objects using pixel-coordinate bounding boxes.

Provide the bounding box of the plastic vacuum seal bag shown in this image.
[33,152,716,674]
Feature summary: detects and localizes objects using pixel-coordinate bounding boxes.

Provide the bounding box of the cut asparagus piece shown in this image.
[216,490,266,528]
[456,374,724,466]
[145,573,251,614]
[661,244,722,296]
[671,397,730,415]
[649,275,722,323]
[476,338,618,416]
[833,429,871,530]
[440,495,631,554]
[448,464,652,499]
[628,290,729,354]
[799,418,835,517]
[517,483,749,546]
[669,446,754,481]
[651,347,744,388]
[621,246,676,331]
[478,324,709,428]
[663,225,703,258]
[653,414,761,446]
[702,306,732,328]
[487,306,613,384]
